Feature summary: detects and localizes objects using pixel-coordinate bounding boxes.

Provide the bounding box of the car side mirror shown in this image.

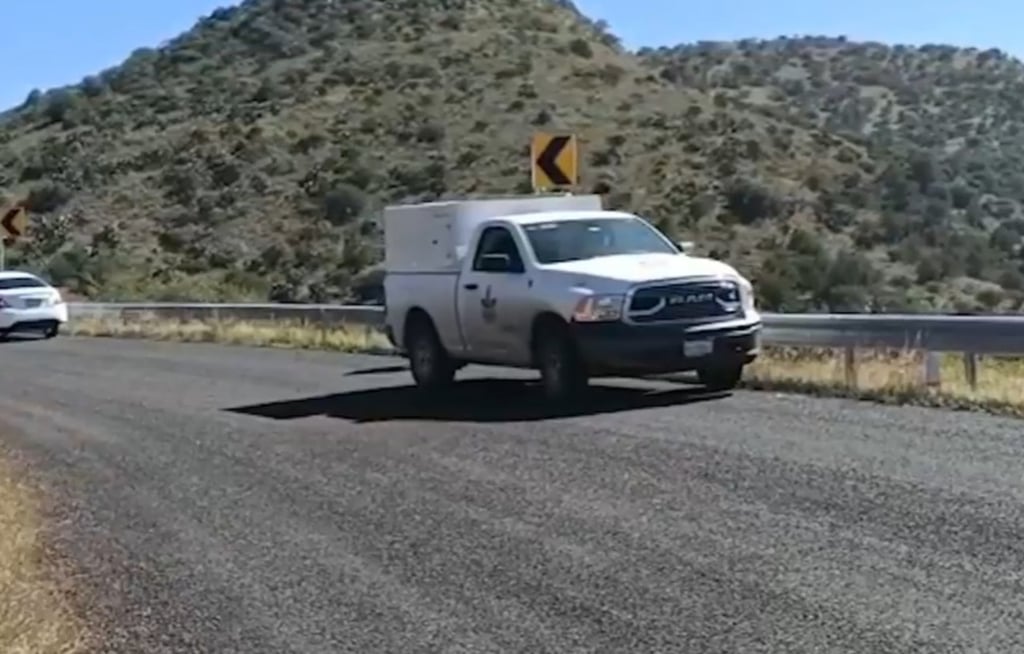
[478,253,521,273]
[677,240,695,255]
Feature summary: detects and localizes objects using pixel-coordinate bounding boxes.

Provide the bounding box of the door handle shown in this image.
[463,283,478,290]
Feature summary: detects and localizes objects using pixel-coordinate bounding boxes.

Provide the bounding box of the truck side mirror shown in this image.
[677,241,695,255]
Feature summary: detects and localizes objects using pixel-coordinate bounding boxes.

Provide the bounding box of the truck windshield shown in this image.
[522,217,677,264]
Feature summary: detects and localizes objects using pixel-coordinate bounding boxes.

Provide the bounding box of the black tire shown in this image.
[405,315,456,391]
[535,327,588,401]
[697,362,744,391]
[43,322,60,339]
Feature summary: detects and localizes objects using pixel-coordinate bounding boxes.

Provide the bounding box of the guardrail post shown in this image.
[963,352,978,391]
[923,350,941,388]
[843,347,856,388]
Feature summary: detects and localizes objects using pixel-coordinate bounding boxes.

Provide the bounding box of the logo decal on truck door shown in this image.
[481,285,497,323]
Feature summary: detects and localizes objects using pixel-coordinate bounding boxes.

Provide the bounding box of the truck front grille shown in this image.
[627,280,742,324]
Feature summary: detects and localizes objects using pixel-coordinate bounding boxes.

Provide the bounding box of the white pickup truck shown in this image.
[382,194,762,400]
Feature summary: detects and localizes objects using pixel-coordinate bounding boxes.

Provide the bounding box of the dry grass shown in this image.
[68,314,392,354]
[68,315,1024,417]
[745,346,1024,416]
[0,458,89,653]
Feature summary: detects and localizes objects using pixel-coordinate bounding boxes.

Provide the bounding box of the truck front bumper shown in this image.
[570,318,762,376]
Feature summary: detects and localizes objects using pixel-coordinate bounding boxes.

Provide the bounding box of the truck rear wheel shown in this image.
[536,328,588,402]
[697,362,744,391]
[405,316,456,391]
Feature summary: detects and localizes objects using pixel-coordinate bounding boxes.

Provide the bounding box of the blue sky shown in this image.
[0,0,1020,111]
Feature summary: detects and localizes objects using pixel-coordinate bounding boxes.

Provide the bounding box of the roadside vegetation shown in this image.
[743,346,1024,416]
[4,0,1024,313]
[0,454,89,653]
[69,314,391,353]
[67,316,1024,418]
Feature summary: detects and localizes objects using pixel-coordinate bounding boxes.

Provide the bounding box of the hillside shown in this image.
[0,1,1022,312]
[642,37,1024,311]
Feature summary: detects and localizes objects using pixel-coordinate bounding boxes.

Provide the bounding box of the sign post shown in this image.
[1,204,28,271]
[531,133,578,193]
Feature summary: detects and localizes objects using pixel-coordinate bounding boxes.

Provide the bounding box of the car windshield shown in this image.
[522,216,677,264]
[0,276,47,290]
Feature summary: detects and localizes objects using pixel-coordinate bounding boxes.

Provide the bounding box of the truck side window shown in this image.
[473,227,524,272]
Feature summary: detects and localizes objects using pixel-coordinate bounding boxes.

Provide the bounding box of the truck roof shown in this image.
[503,209,638,225]
[0,270,42,280]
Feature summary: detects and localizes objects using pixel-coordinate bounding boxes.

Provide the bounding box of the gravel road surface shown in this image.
[2,335,1024,653]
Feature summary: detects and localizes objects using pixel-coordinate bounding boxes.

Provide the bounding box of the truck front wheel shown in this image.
[535,328,588,402]
[405,317,456,391]
[697,362,744,391]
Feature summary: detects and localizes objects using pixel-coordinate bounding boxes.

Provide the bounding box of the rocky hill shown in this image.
[643,37,1024,311]
[1,1,1023,312]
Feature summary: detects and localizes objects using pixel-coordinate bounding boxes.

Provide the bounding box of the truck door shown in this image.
[456,225,533,363]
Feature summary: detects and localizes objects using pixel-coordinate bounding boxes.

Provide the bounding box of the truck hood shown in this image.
[542,253,744,285]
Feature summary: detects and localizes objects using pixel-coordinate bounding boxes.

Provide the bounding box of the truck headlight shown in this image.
[572,294,624,322]
[737,277,756,313]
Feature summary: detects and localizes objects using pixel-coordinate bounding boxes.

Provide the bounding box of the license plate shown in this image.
[684,338,713,358]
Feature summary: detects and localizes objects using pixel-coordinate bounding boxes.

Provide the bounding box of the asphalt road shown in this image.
[2,336,1024,653]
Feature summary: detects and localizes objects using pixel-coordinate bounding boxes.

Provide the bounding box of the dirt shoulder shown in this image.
[0,445,92,653]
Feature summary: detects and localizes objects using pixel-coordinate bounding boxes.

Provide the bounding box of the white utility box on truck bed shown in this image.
[382,194,762,400]
[383,195,603,273]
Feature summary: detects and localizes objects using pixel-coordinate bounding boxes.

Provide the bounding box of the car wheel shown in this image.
[536,328,588,401]
[43,322,60,339]
[697,363,744,391]
[405,317,455,391]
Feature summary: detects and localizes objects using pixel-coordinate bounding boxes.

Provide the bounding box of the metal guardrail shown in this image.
[67,302,1024,356]
[66,301,1024,390]
[68,302,386,327]
[762,312,1024,355]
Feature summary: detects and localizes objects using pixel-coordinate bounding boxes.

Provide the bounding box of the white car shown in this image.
[0,271,68,339]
